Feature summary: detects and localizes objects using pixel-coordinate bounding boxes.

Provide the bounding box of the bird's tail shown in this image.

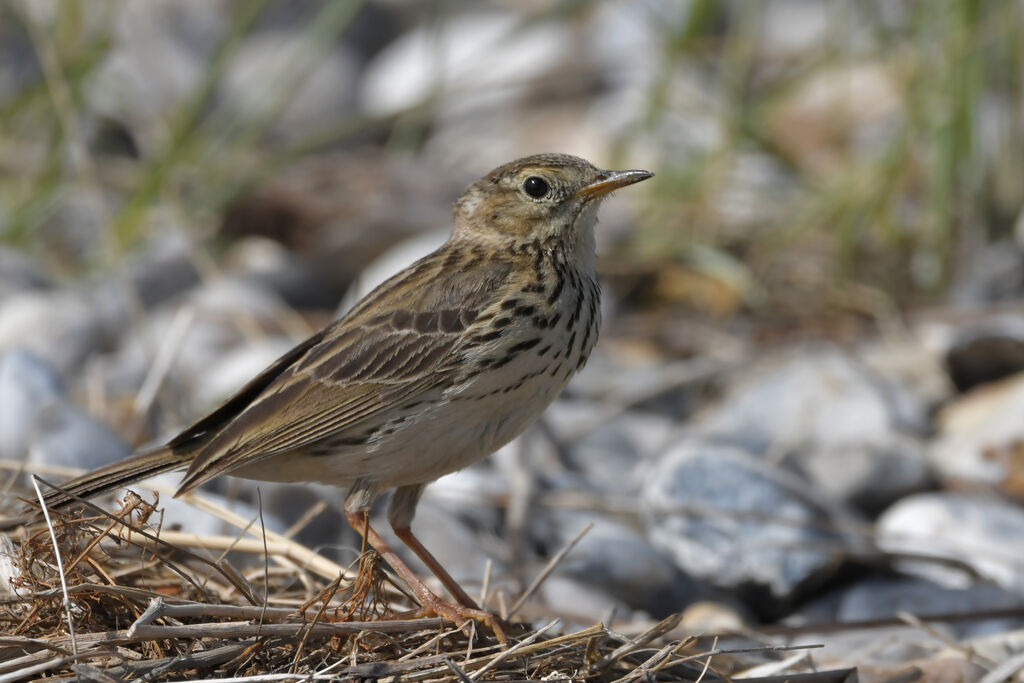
[35,446,190,512]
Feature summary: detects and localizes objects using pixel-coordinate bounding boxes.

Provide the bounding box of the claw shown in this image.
[408,594,507,643]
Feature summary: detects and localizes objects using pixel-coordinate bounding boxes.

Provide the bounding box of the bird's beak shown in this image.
[574,169,654,200]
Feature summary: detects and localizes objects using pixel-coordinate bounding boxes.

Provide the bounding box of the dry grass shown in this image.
[0,484,839,682]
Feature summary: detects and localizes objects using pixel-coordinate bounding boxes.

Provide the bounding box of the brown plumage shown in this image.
[39,153,653,640]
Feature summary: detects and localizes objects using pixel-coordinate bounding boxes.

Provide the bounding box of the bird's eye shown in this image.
[522,176,550,199]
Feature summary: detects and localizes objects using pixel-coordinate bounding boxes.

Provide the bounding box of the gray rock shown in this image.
[241,483,355,564]
[0,14,40,106]
[36,187,115,268]
[85,0,224,154]
[796,434,934,515]
[359,12,568,119]
[0,247,50,300]
[219,31,357,143]
[789,625,962,670]
[949,239,1024,306]
[187,275,288,320]
[142,474,289,544]
[338,228,449,316]
[105,276,292,415]
[695,344,932,512]
[423,467,507,535]
[124,231,202,309]
[0,349,129,478]
[877,492,1024,594]
[699,343,928,449]
[538,574,632,626]
[836,577,1024,638]
[102,307,234,413]
[642,439,863,617]
[565,350,698,410]
[788,576,1024,664]
[758,0,850,57]
[547,511,703,618]
[75,233,199,351]
[193,339,294,410]
[543,403,675,494]
[27,401,130,472]
[0,351,64,461]
[0,291,107,377]
[225,237,340,310]
[963,627,1024,671]
[585,0,668,91]
[857,337,953,418]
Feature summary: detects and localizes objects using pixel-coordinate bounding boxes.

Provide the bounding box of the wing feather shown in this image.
[175,250,514,493]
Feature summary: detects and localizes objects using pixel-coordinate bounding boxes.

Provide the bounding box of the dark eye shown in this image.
[522,176,550,199]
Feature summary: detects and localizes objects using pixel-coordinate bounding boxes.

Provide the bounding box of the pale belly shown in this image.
[231,348,574,489]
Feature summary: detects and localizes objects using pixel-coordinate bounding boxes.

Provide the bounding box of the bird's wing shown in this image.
[174,250,513,493]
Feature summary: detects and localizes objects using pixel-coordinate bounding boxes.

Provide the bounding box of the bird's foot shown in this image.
[395,593,507,643]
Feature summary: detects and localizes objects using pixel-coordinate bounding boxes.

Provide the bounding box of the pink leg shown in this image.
[345,484,505,641]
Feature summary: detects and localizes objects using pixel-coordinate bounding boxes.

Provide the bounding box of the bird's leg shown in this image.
[344,484,505,641]
[388,484,480,609]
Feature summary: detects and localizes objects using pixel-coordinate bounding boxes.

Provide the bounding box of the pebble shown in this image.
[108,276,293,412]
[876,492,1024,594]
[219,31,357,142]
[123,231,202,309]
[695,344,932,512]
[835,576,1024,638]
[359,12,568,118]
[949,240,1024,305]
[85,0,225,154]
[192,339,295,409]
[537,574,631,626]
[0,351,63,462]
[139,474,289,542]
[545,511,703,618]
[423,467,507,535]
[679,600,749,631]
[226,237,341,310]
[642,438,863,616]
[338,228,449,315]
[757,0,835,57]
[544,403,675,494]
[27,400,131,472]
[0,291,107,377]
[857,337,953,418]
[0,351,129,483]
[0,247,50,300]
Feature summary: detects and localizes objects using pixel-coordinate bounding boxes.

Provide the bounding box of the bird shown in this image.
[36,153,653,640]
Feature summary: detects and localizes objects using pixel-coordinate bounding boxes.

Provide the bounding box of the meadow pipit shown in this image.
[40,153,653,639]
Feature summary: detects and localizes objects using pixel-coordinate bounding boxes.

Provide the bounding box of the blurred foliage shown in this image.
[631,0,1024,316]
[0,0,369,266]
[0,0,1022,321]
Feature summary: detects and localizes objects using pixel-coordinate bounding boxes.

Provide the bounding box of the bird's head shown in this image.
[453,153,652,257]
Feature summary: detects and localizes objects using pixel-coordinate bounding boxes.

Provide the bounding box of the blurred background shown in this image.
[3,0,1024,674]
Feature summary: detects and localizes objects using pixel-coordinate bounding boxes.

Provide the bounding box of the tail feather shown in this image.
[38,446,189,511]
